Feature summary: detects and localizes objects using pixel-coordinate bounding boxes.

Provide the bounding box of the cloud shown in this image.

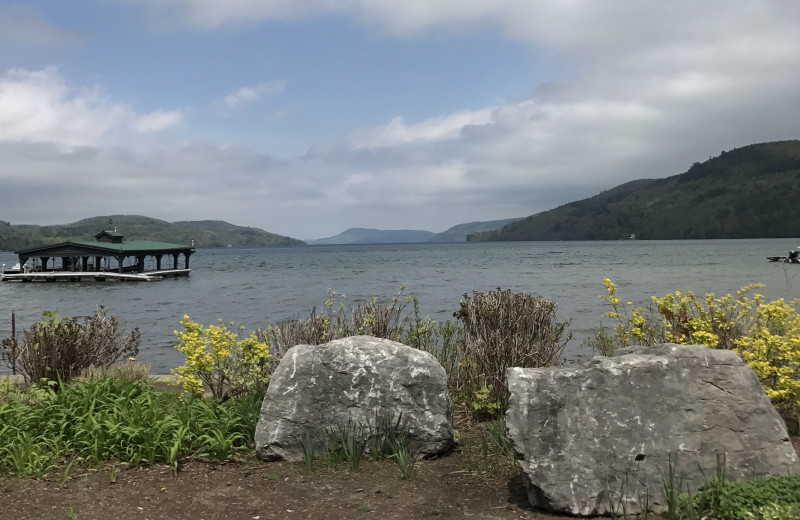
[131,110,183,133]
[0,67,184,147]
[0,67,129,147]
[346,109,493,149]
[6,1,800,238]
[221,80,286,111]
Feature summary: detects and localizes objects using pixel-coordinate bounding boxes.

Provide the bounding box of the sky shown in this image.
[2,1,800,240]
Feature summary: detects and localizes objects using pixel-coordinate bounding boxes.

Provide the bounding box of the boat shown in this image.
[1,262,22,274]
[767,246,800,263]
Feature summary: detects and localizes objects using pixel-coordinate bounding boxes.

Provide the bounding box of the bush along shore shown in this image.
[1,284,800,519]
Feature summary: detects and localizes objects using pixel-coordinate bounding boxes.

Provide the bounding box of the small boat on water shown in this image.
[767,246,800,263]
[1,262,22,274]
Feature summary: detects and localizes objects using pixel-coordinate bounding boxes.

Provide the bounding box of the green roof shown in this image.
[16,240,194,255]
[71,239,193,251]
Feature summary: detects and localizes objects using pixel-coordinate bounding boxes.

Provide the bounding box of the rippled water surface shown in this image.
[2,239,799,373]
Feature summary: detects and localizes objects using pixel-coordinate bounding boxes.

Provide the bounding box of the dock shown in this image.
[1,269,191,283]
[4,229,195,283]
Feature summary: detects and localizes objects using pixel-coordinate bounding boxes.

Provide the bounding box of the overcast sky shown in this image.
[1,1,800,239]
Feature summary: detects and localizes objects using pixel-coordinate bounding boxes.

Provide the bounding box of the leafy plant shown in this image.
[300,436,316,472]
[471,385,502,418]
[390,441,418,480]
[0,376,260,477]
[683,472,800,520]
[172,315,272,399]
[365,410,410,462]
[402,300,464,390]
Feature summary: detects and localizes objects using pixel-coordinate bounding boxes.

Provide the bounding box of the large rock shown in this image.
[255,335,454,461]
[506,344,800,516]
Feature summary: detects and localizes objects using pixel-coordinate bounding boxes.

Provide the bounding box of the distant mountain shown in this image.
[427,218,525,242]
[307,228,435,245]
[0,215,302,251]
[469,140,800,241]
[307,218,528,245]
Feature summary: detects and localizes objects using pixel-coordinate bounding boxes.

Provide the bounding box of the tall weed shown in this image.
[259,286,412,355]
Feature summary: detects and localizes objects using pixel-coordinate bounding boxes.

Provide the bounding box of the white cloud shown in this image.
[0,67,129,146]
[221,80,286,110]
[131,110,183,133]
[346,109,493,149]
[0,67,184,147]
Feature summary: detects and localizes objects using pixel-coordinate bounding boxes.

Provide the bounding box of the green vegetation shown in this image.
[171,315,272,399]
[682,473,800,520]
[0,214,302,251]
[601,451,800,520]
[469,140,800,241]
[658,453,800,520]
[0,376,258,477]
[1,285,799,519]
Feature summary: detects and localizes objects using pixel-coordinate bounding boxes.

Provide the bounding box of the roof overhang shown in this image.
[15,241,194,258]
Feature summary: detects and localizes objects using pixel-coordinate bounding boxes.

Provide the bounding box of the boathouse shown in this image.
[2,230,195,282]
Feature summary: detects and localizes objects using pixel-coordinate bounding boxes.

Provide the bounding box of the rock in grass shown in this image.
[505,343,800,516]
[255,335,454,461]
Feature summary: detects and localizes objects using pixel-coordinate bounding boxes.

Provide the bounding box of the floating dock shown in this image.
[0,269,191,283]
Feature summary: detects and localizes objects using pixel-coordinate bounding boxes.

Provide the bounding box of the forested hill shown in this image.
[0,215,302,251]
[468,140,800,241]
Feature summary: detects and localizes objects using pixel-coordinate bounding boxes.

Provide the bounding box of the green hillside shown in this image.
[0,215,302,251]
[468,140,800,241]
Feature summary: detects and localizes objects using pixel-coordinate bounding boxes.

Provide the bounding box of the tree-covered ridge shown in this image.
[469,140,800,241]
[0,215,302,251]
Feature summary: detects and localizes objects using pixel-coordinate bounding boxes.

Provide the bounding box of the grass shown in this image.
[320,411,419,478]
[0,376,257,477]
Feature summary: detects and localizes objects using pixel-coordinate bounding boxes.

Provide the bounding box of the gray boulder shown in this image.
[506,343,800,516]
[255,335,454,461]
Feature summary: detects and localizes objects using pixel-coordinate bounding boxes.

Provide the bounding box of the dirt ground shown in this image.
[2,422,798,520]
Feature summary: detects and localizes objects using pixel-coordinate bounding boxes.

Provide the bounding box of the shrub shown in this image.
[734,298,800,417]
[259,285,412,355]
[453,288,572,412]
[172,315,271,400]
[592,279,800,422]
[1,308,140,386]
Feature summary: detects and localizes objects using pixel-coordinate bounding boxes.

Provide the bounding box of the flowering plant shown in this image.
[172,315,271,399]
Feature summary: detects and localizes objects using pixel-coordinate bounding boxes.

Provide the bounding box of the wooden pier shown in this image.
[1,269,191,283]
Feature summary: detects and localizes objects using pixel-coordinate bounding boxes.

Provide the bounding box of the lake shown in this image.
[2,239,799,374]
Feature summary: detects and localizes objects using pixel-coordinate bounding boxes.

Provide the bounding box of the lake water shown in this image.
[2,239,799,374]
